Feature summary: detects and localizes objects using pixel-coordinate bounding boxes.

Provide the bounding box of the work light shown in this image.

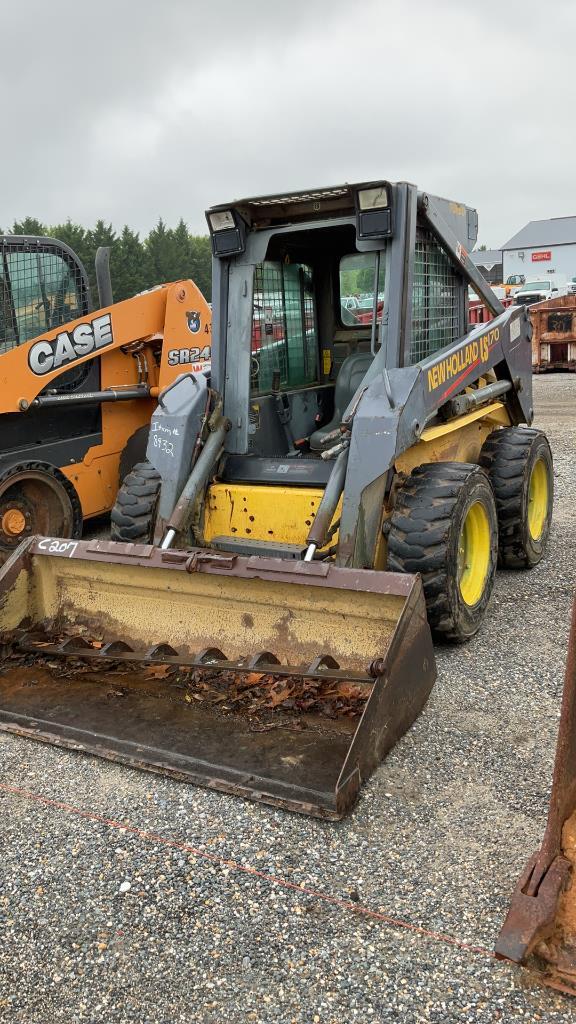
[354,182,394,240]
[206,208,246,257]
[208,210,235,232]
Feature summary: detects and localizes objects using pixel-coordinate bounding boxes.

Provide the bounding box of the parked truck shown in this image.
[514,276,567,307]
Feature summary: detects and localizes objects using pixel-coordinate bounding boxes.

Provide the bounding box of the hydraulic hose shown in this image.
[160,418,228,549]
[303,447,349,561]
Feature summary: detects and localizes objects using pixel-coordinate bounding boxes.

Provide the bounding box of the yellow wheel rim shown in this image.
[528,457,549,541]
[457,501,491,607]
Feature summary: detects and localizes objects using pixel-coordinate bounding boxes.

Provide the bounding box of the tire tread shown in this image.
[479,426,552,568]
[110,461,161,542]
[388,461,497,641]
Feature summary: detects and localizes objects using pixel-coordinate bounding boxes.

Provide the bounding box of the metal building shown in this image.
[470,249,503,285]
[502,217,576,282]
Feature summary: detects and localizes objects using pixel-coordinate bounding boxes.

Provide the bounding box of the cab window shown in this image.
[0,248,84,352]
[250,261,318,395]
[338,252,386,327]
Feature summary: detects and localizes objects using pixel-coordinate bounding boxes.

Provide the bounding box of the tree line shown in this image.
[5,217,213,305]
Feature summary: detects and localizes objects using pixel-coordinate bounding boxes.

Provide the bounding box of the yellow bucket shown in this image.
[0,537,435,818]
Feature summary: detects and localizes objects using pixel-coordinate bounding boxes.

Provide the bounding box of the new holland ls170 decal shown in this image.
[427,326,499,398]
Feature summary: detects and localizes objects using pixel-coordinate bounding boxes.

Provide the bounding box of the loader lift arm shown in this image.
[334,189,530,568]
[337,302,532,567]
[418,192,505,319]
[0,280,211,414]
[0,233,213,549]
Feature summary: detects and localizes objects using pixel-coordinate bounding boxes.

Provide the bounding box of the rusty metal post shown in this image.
[496,594,576,992]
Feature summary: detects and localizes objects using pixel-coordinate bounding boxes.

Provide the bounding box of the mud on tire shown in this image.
[387,462,498,642]
[479,426,553,569]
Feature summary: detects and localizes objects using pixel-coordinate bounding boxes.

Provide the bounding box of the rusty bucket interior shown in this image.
[0,537,435,818]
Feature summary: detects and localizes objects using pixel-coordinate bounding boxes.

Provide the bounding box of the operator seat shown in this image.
[309,350,373,451]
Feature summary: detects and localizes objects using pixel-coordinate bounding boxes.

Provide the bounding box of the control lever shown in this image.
[273,390,296,449]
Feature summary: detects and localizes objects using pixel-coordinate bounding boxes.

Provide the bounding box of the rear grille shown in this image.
[410,230,462,364]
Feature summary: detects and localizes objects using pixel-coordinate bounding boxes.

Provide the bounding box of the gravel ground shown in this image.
[1,373,576,1022]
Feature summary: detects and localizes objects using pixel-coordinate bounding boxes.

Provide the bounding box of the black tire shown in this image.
[0,461,82,561]
[479,427,553,568]
[118,425,150,486]
[388,462,498,642]
[110,461,161,542]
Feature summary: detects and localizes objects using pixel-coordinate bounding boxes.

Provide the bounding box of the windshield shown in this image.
[519,281,550,292]
[250,261,318,396]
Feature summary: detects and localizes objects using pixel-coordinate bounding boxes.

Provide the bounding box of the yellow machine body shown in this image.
[200,402,511,552]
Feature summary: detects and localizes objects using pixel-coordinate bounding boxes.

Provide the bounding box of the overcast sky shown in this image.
[2,0,575,248]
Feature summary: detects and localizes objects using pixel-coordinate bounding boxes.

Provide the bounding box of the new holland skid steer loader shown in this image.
[0,235,211,559]
[0,181,554,818]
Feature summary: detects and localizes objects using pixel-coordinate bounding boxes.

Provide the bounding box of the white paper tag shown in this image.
[510,318,520,342]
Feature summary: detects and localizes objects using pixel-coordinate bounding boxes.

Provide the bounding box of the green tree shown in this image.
[146,218,177,284]
[87,220,117,253]
[189,234,212,300]
[357,266,375,293]
[50,221,91,277]
[4,212,213,306]
[172,218,193,281]
[340,268,359,296]
[12,217,48,236]
[113,226,148,302]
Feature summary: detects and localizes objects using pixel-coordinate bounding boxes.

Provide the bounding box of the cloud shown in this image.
[2,0,575,247]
